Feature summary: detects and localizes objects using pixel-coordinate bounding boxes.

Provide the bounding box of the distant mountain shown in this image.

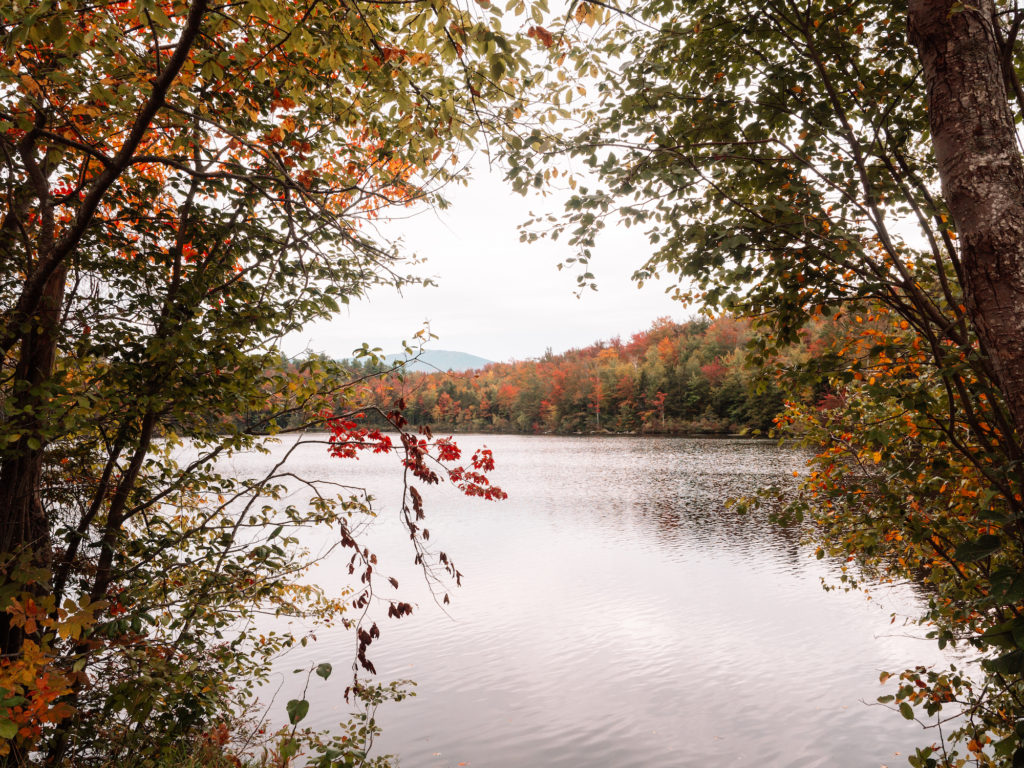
[385,349,492,373]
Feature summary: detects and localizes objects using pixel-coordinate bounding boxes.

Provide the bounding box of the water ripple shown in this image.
[239,435,954,768]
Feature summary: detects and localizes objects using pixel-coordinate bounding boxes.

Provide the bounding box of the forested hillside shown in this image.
[353,316,824,435]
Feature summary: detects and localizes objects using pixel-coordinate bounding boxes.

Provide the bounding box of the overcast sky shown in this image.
[282,161,690,363]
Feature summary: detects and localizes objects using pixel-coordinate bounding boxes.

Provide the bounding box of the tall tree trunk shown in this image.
[909,0,1024,436]
[0,261,67,656]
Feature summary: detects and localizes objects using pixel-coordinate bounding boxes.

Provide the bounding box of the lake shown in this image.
[225,434,950,768]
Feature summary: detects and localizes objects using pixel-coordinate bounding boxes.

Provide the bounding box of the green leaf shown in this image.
[316,662,332,680]
[281,737,300,759]
[0,718,17,739]
[953,534,1001,562]
[978,487,1000,510]
[286,698,309,724]
[995,735,1018,758]
[899,702,914,720]
[987,649,1024,676]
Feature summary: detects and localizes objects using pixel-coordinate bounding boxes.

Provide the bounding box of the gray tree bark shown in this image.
[909,0,1024,435]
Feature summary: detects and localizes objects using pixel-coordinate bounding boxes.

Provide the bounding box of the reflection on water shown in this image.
[234,435,949,768]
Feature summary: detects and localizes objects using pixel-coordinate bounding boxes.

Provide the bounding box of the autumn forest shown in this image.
[6,0,1024,766]
[348,317,792,435]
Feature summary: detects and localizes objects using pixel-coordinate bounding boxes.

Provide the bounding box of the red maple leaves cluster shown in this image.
[324,411,506,501]
[325,414,394,459]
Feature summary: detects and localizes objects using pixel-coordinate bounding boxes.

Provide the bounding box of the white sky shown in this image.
[283,161,690,363]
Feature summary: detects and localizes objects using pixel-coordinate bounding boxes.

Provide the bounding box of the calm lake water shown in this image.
[224,434,950,768]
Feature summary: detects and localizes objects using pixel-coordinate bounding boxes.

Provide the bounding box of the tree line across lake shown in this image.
[337,316,796,435]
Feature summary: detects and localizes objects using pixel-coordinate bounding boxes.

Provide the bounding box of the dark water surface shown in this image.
[229,435,948,768]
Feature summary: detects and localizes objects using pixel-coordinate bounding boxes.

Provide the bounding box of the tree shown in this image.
[508,0,1024,763]
[0,0,522,762]
[908,0,1024,431]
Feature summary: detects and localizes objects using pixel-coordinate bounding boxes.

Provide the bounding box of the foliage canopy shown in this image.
[0,0,524,762]
[509,0,1024,764]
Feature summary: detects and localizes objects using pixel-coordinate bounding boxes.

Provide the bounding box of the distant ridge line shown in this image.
[385,349,493,373]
